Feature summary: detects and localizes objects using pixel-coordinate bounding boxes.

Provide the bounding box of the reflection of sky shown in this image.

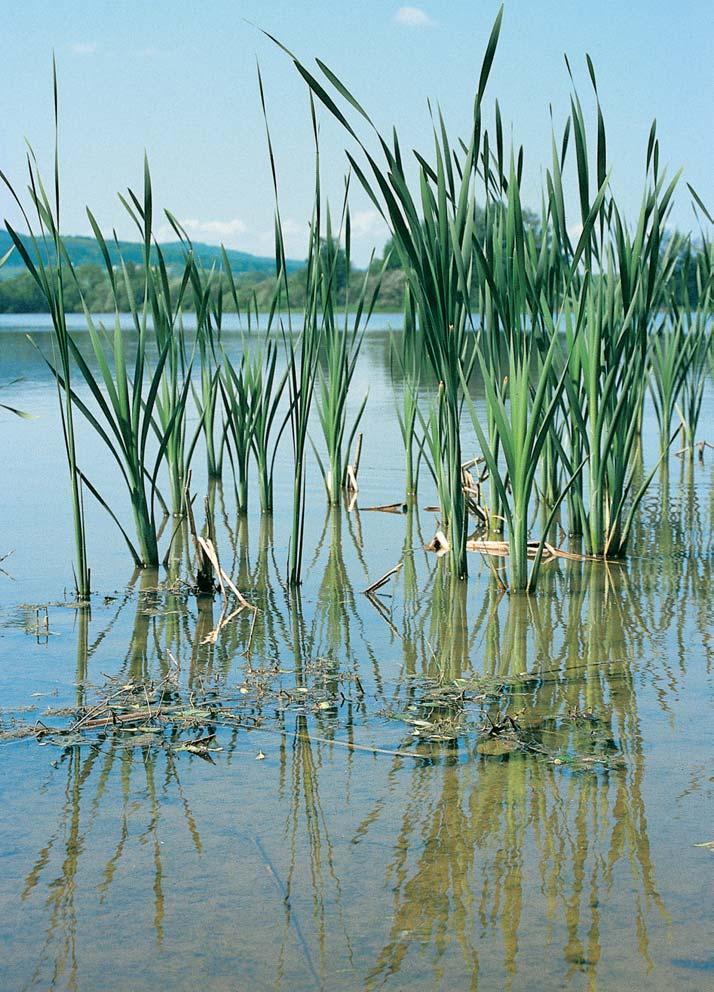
[0,313,713,991]
[1,536,713,991]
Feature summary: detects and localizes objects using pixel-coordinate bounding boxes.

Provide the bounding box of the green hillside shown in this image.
[0,229,300,279]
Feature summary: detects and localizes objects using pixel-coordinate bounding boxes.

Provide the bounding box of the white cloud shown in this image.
[70,41,99,56]
[349,209,389,244]
[394,6,435,29]
[255,217,306,258]
[160,217,248,246]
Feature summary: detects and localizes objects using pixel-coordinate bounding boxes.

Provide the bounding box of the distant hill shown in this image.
[0,230,301,279]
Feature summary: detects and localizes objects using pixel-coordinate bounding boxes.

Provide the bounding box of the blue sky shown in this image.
[1,1,712,264]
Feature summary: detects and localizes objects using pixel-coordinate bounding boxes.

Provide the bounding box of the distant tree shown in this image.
[380,205,542,273]
[319,236,350,293]
[664,233,712,307]
[382,235,402,271]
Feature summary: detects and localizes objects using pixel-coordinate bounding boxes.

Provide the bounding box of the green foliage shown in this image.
[4,17,712,600]
[1,62,91,598]
[0,227,298,280]
[314,197,384,503]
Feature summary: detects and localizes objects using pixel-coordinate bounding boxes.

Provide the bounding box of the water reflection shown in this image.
[357,564,672,989]
[5,472,713,992]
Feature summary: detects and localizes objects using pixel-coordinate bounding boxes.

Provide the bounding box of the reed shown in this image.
[270,8,710,583]
[71,161,196,564]
[391,285,424,497]
[284,224,323,585]
[271,8,508,576]
[463,278,590,592]
[7,29,711,593]
[314,215,362,505]
[460,124,605,591]
[221,347,255,514]
[673,251,712,456]
[148,260,193,517]
[248,339,289,515]
[314,198,380,504]
[180,233,227,481]
[1,64,90,597]
[649,312,694,456]
[556,102,682,556]
[258,69,324,584]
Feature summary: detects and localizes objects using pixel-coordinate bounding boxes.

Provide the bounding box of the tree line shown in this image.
[0,223,704,314]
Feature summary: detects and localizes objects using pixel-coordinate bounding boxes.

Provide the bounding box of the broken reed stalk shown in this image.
[363,560,403,595]
[345,432,363,494]
[184,479,256,643]
[184,480,214,595]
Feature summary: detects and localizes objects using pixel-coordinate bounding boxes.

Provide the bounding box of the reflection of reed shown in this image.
[633,462,713,681]
[421,563,472,682]
[357,560,672,990]
[272,712,353,990]
[18,458,711,991]
[21,598,207,986]
[308,506,386,704]
[364,761,480,991]
[312,509,356,663]
[22,734,204,987]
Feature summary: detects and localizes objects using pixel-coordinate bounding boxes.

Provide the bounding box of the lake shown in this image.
[1,314,713,991]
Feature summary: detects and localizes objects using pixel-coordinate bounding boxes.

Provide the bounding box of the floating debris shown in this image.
[361,502,408,514]
[363,561,403,595]
[425,529,450,555]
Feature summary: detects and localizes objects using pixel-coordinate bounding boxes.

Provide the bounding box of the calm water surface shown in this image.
[0,316,713,991]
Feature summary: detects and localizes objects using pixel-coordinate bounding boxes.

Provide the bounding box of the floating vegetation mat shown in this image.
[2,662,626,772]
[382,672,626,770]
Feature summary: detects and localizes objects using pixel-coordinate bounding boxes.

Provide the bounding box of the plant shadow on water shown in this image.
[1,470,712,992]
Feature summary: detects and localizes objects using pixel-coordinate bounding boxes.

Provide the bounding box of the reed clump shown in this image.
[4,12,712,595]
[277,5,712,590]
